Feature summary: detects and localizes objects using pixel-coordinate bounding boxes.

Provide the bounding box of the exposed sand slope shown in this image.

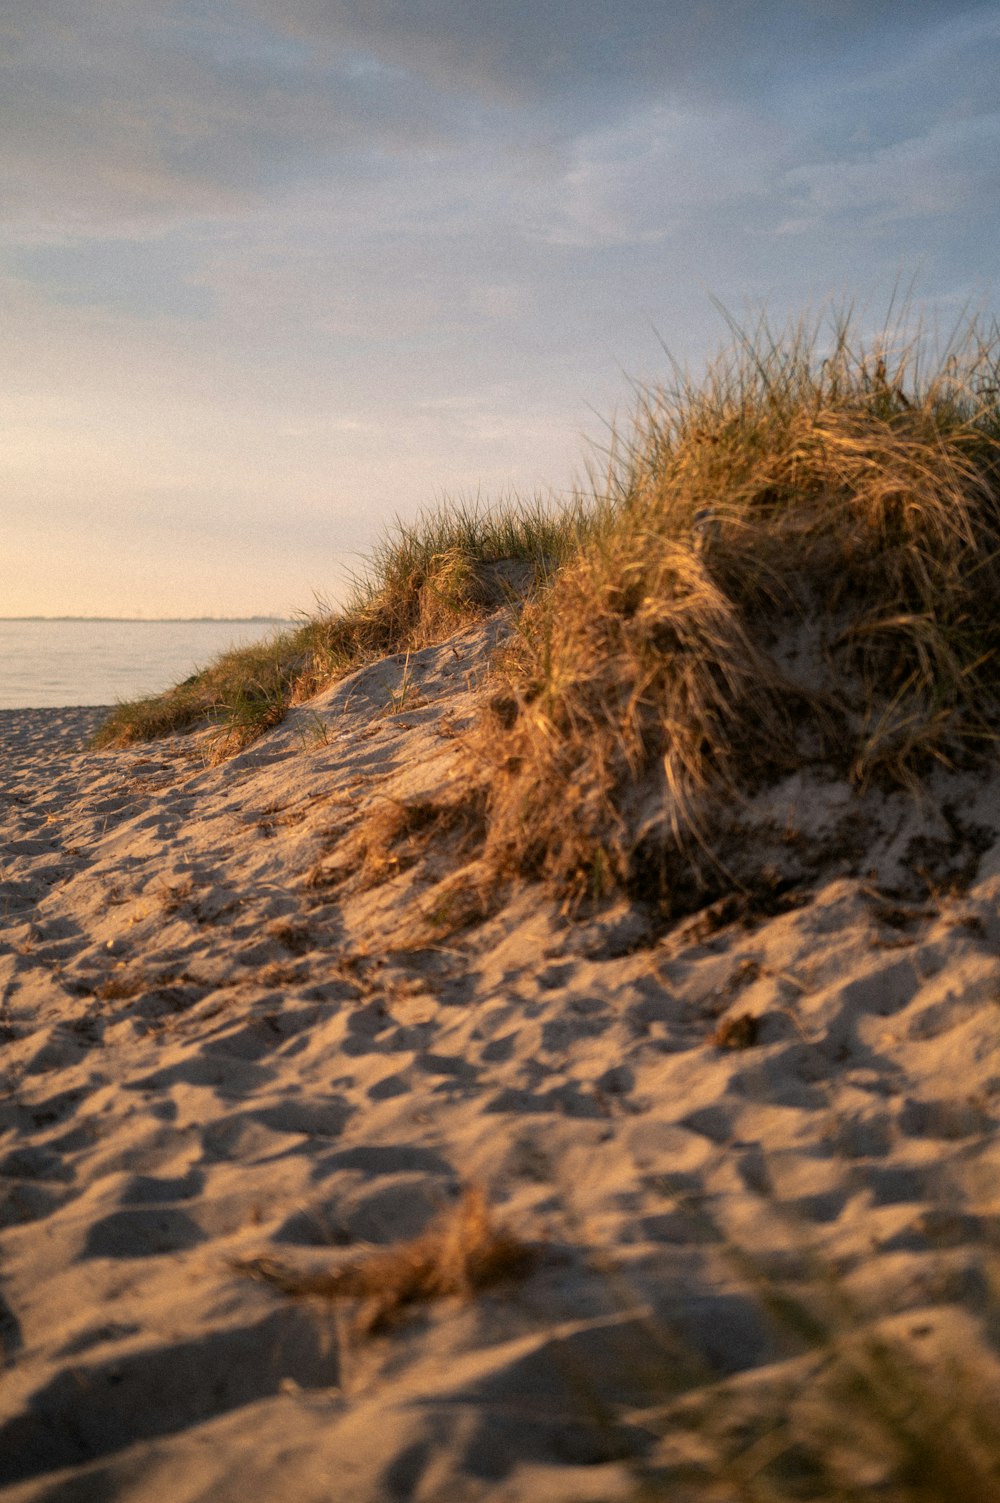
[2,622,1000,1501]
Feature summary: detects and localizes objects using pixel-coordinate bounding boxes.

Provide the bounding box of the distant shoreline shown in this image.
[0,618,298,712]
[0,616,295,624]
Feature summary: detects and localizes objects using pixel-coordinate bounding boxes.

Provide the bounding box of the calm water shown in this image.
[0,619,293,709]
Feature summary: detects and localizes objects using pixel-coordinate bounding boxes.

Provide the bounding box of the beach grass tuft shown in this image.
[476,307,1000,907]
[623,1245,1000,1502]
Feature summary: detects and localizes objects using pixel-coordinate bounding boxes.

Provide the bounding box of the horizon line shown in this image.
[0,615,296,623]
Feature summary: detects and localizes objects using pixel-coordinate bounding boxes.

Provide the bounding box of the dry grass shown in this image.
[541,1164,1000,1503]
[626,1258,1000,1503]
[93,970,147,1002]
[300,786,488,902]
[266,919,311,954]
[93,497,588,753]
[476,309,1000,908]
[356,790,488,888]
[234,1185,535,1335]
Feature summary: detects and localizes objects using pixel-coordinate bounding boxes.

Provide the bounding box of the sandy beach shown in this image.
[3,623,1000,1500]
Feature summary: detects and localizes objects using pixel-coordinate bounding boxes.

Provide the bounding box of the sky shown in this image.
[2,1,998,618]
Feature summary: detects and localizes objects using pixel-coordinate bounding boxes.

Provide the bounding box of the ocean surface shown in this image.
[0,619,293,710]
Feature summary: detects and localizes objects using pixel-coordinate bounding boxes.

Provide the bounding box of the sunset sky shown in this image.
[3,1,998,617]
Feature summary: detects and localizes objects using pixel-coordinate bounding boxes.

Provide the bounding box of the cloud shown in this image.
[3,239,213,318]
[242,0,978,107]
[514,102,784,247]
[777,114,1000,233]
[0,2,459,236]
[2,2,998,616]
[4,0,991,241]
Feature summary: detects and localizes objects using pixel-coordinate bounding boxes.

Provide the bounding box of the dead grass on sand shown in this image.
[233,1186,535,1336]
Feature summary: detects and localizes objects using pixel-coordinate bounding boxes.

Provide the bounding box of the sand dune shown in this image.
[2,623,1000,1500]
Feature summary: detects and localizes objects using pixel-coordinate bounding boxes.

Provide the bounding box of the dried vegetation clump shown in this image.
[478,310,1000,908]
[303,788,488,910]
[235,1186,535,1335]
[355,791,488,889]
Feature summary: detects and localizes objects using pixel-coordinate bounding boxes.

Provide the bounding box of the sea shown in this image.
[0,619,294,710]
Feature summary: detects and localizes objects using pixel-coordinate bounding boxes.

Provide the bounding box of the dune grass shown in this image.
[606,1280,1000,1503]
[622,1235,1000,1503]
[477,308,1000,907]
[92,495,590,757]
[95,305,1000,910]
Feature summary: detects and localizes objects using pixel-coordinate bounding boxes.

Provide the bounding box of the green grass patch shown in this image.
[93,495,591,756]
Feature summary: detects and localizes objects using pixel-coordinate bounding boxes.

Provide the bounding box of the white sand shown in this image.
[2,624,1000,1500]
